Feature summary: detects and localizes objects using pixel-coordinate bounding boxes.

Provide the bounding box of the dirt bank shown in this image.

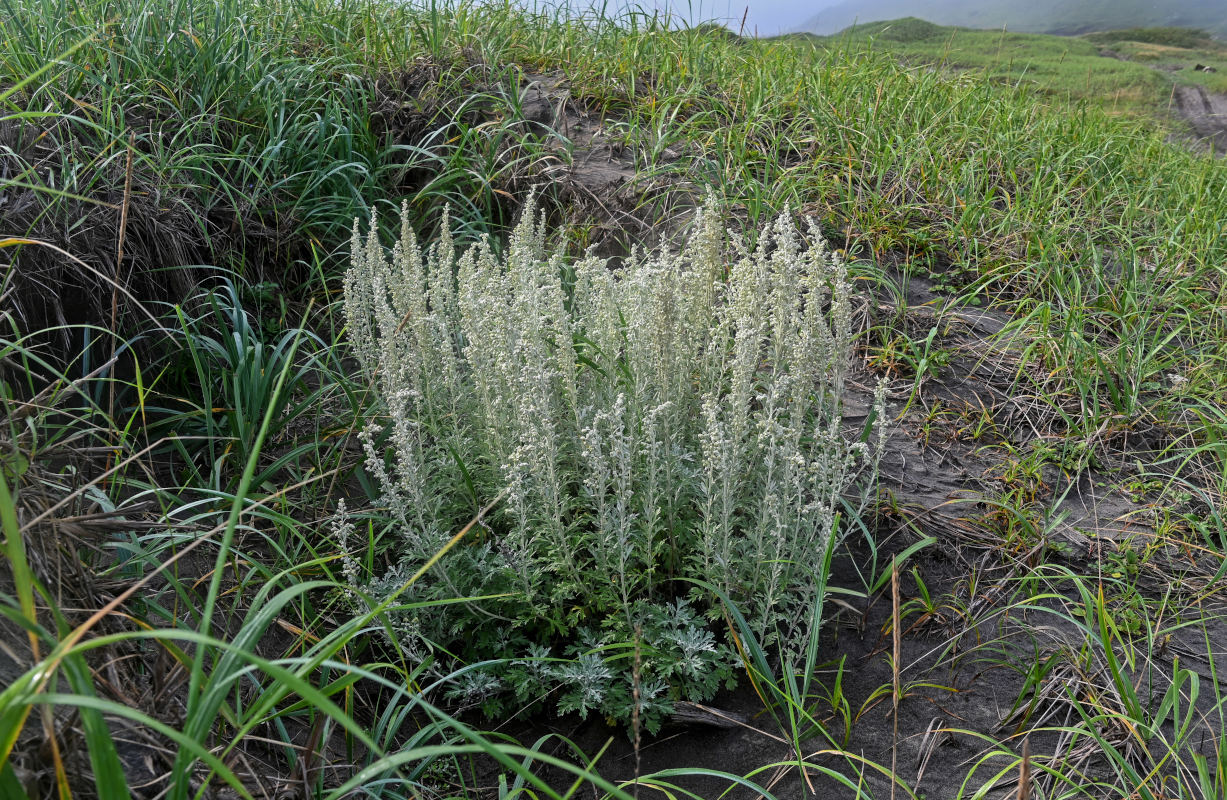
[1170,84,1227,155]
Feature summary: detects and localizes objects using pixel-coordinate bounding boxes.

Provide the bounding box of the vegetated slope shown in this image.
[798,0,1227,38]
[6,0,1227,797]
[784,19,1227,131]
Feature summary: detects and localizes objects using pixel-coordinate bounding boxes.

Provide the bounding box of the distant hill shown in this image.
[797,0,1227,39]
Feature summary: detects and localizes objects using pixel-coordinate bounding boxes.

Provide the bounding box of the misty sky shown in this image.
[539,0,841,35]
[660,0,839,35]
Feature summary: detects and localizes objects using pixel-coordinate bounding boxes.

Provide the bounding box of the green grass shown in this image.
[1085,27,1220,50]
[795,18,1227,114]
[3,0,1227,796]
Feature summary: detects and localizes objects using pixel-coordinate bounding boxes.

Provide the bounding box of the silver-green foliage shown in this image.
[344,192,872,709]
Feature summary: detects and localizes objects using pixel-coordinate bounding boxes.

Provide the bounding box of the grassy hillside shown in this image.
[788,19,1227,117]
[3,0,1227,797]
[800,0,1227,38]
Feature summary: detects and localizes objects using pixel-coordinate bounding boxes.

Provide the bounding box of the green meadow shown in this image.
[793,18,1227,115]
[2,0,1227,797]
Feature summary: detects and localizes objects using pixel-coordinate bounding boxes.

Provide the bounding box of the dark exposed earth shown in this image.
[1171,83,1227,155]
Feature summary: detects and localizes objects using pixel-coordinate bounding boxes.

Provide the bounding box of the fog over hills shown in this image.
[797,0,1227,38]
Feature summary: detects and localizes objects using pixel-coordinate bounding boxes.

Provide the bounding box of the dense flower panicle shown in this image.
[330,499,361,599]
[341,190,879,701]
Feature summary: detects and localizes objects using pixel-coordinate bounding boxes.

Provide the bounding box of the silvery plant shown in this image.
[341,192,883,722]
